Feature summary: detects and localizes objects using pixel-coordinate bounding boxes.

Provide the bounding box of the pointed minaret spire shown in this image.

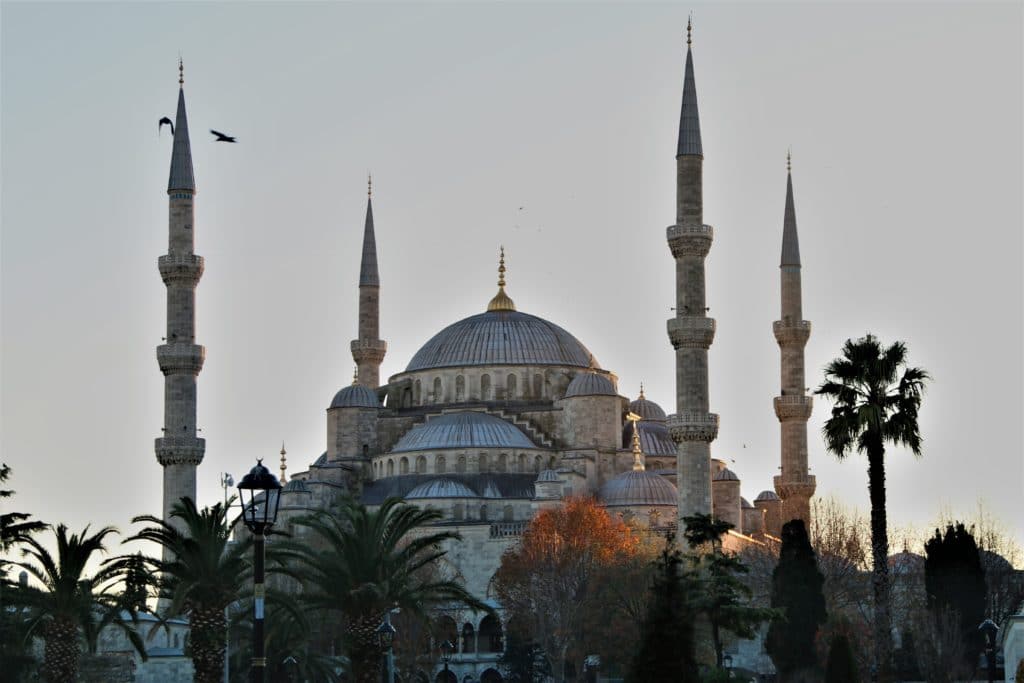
[351,179,387,388]
[781,151,801,267]
[677,17,703,158]
[279,442,288,484]
[167,61,195,193]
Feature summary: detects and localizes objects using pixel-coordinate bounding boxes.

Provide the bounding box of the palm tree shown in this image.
[13,524,146,683]
[281,497,492,683]
[0,463,46,568]
[815,334,929,679]
[123,497,250,683]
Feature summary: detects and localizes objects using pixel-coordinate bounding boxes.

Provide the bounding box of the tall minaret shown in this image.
[666,19,718,523]
[772,153,815,530]
[155,60,205,526]
[350,176,386,388]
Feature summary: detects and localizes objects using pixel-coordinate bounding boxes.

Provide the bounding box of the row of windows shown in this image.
[373,452,558,477]
[421,502,518,522]
[408,372,549,406]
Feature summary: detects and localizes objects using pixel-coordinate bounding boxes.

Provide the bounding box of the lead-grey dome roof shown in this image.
[755,490,780,502]
[628,395,667,421]
[564,372,616,398]
[713,468,739,482]
[330,384,381,409]
[600,470,678,507]
[406,478,479,500]
[622,421,676,456]
[391,411,537,452]
[741,497,755,509]
[536,469,561,482]
[406,310,597,372]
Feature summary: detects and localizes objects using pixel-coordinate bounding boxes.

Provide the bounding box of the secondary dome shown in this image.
[755,490,780,502]
[330,384,381,409]
[713,468,739,482]
[564,372,616,398]
[406,478,479,500]
[622,421,676,456]
[391,411,536,452]
[600,470,678,507]
[406,310,597,372]
[628,391,667,421]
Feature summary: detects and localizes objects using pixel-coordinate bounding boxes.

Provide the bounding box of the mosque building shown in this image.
[155,22,815,681]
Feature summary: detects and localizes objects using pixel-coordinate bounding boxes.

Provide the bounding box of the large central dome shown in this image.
[406,309,597,372]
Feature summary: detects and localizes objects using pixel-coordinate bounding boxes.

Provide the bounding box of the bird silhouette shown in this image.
[158,117,174,135]
[210,129,237,143]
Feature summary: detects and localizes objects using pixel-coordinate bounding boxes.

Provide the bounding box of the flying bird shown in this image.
[158,117,174,135]
[210,129,237,143]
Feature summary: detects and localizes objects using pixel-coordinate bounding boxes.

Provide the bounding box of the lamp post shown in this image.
[979,618,999,683]
[238,459,282,683]
[723,653,733,679]
[376,612,397,683]
[441,639,454,681]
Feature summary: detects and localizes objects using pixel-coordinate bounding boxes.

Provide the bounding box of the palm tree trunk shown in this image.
[190,605,227,683]
[42,617,80,683]
[348,613,384,683]
[867,443,893,681]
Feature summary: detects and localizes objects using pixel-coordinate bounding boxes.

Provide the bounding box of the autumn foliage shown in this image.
[493,497,648,678]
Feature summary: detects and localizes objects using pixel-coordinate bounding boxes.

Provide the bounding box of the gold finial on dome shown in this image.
[639,382,645,400]
[627,413,645,471]
[486,246,516,312]
[279,442,287,484]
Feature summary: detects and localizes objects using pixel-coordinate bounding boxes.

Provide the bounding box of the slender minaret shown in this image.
[155,60,205,527]
[772,153,815,531]
[666,19,718,523]
[350,176,386,388]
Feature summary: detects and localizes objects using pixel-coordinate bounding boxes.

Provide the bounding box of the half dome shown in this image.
[391,411,536,452]
[600,470,678,507]
[406,310,597,372]
[406,478,479,500]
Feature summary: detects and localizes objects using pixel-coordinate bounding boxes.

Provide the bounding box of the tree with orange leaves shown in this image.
[493,497,648,681]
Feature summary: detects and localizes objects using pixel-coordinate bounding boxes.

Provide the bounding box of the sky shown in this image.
[2,2,1022,555]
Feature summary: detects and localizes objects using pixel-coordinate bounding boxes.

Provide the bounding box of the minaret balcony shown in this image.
[772,319,811,346]
[155,436,206,466]
[773,395,813,420]
[667,411,719,443]
[158,254,204,285]
[666,224,714,258]
[667,316,716,349]
[773,474,817,500]
[351,338,387,364]
[157,343,205,375]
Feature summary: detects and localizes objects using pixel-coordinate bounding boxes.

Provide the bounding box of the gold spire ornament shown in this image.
[279,442,287,484]
[639,382,645,399]
[627,413,645,471]
[352,365,359,385]
[486,246,516,312]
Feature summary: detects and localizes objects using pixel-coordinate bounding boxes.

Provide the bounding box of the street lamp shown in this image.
[376,613,397,683]
[441,639,455,681]
[723,653,733,678]
[238,459,282,683]
[979,618,999,683]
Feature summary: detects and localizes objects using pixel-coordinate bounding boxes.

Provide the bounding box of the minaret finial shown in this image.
[687,14,692,47]
[639,382,645,399]
[487,246,516,311]
[787,148,792,173]
[627,413,645,471]
[279,442,287,484]
[368,173,373,198]
[352,365,359,385]
[178,56,184,87]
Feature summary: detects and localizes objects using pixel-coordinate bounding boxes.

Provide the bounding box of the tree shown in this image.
[493,497,643,681]
[280,497,490,683]
[120,497,250,683]
[824,633,858,683]
[683,514,777,669]
[0,464,46,575]
[815,333,929,678]
[13,524,145,683]
[627,533,699,682]
[923,522,986,670]
[766,519,827,681]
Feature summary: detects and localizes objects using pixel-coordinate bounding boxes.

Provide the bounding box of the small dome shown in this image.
[536,469,561,482]
[754,490,780,502]
[313,452,328,466]
[622,421,676,456]
[330,384,381,409]
[406,478,479,500]
[564,372,616,398]
[712,468,739,482]
[741,497,755,509]
[283,479,310,493]
[600,470,678,507]
[391,412,536,452]
[628,395,667,422]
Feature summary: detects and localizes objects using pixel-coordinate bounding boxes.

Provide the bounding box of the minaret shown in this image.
[666,19,718,524]
[350,176,387,388]
[155,60,205,527]
[772,153,815,531]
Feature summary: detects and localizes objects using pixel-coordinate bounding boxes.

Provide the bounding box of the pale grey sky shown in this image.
[2,2,1022,552]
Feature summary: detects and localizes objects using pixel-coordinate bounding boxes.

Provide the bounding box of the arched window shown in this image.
[548,456,557,470]
[403,387,412,408]
[517,454,526,473]
[414,380,421,405]
[400,457,409,475]
[479,615,504,653]
[453,503,464,521]
[456,454,466,473]
[432,377,442,403]
[533,455,543,473]
[503,505,514,522]
[481,669,504,683]
[416,455,427,474]
[461,622,476,653]
[435,615,458,654]
[436,454,447,474]
[387,459,395,476]
[496,453,507,473]
[480,504,488,521]
[478,453,489,473]
[506,373,517,399]
[456,375,465,401]
[481,374,491,400]
[533,374,543,399]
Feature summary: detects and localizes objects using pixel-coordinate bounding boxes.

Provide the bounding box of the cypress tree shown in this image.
[924,522,987,669]
[824,634,858,683]
[766,519,827,680]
